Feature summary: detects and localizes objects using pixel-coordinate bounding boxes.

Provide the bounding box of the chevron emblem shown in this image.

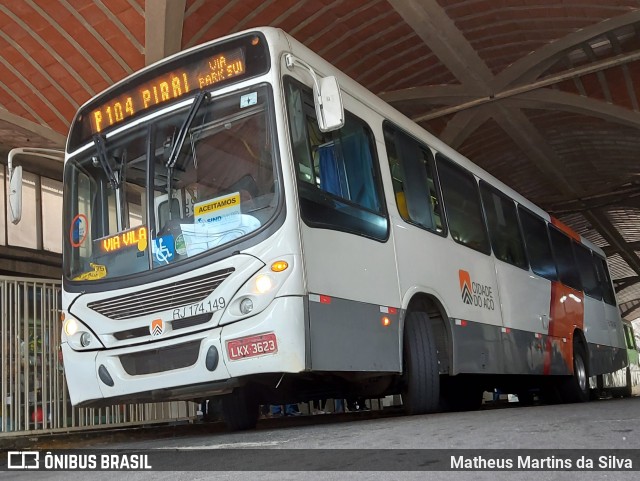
[150,319,164,338]
[459,270,473,305]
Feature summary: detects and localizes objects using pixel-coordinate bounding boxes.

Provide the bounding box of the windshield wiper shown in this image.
[166,90,210,170]
[165,91,210,220]
[92,134,118,190]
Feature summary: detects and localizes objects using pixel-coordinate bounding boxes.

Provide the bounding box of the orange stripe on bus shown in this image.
[543,281,584,375]
[550,216,580,242]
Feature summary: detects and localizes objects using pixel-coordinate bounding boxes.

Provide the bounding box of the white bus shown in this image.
[47,27,626,429]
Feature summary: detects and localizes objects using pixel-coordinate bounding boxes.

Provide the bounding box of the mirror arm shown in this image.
[8,147,64,179]
[285,54,324,114]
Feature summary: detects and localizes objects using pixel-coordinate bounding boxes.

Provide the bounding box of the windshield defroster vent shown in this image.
[87,268,234,320]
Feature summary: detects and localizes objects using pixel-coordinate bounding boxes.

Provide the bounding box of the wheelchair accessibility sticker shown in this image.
[151,235,175,265]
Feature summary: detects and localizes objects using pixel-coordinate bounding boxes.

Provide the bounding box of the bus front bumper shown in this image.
[62,296,306,406]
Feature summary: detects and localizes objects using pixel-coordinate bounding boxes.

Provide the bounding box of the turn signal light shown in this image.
[381,316,391,327]
[271,260,289,272]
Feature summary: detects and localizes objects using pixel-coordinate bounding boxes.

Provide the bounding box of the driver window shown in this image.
[285,76,388,241]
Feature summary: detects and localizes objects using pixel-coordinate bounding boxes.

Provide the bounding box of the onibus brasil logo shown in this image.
[458,269,495,310]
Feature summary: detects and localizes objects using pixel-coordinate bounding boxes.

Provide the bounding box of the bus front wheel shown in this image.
[401,311,440,415]
[220,387,259,431]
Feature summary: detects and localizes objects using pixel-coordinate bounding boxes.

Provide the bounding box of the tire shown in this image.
[220,387,259,431]
[559,341,590,403]
[401,311,440,415]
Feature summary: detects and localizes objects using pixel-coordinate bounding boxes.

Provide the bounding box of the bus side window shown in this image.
[286,82,315,184]
[518,207,557,281]
[548,227,582,291]
[593,255,617,306]
[383,123,444,234]
[573,243,602,300]
[284,76,388,241]
[479,181,528,270]
[436,155,490,254]
[286,78,382,210]
[316,122,380,212]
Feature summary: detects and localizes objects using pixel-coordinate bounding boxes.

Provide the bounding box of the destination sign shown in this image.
[90,48,245,134]
[68,32,270,151]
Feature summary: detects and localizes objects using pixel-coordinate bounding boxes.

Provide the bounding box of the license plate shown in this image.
[227,333,278,361]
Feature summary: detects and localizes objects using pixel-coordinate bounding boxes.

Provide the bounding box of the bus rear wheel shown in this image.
[559,341,590,403]
[220,387,259,431]
[401,311,440,415]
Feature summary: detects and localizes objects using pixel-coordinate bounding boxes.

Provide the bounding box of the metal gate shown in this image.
[0,276,197,436]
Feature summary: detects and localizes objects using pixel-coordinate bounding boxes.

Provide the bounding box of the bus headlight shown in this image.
[64,317,79,336]
[220,256,295,325]
[62,317,103,351]
[255,274,273,294]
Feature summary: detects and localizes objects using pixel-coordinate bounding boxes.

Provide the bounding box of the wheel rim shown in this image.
[575,354,587,392]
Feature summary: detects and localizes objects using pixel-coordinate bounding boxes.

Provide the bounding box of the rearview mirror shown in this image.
[6,147,64,225]
[9,165,22,225]
[313,76,344,132]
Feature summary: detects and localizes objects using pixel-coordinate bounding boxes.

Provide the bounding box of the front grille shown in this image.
[119,340,201,375]
[87,268,234,320]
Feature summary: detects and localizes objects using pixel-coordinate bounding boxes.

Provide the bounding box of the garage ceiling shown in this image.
[2,0,640,319]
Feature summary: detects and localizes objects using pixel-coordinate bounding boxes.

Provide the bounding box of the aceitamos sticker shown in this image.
[193,192,241,229]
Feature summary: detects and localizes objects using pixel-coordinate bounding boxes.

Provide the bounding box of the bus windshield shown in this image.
[63,85,278,282]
